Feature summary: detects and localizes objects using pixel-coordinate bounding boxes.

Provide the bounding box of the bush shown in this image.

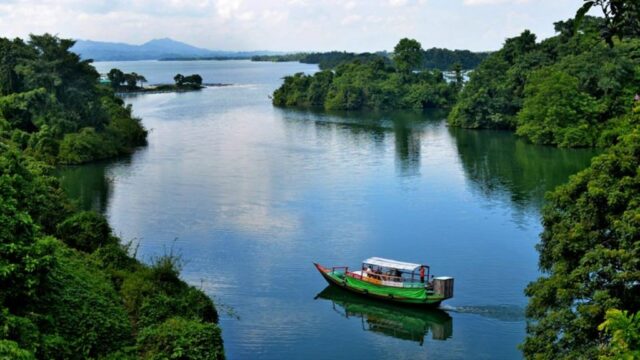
[56,211,116,253]
[120,254,219,330]
[137,317,224,360]
[34,244,132,359]
[0,340,34,360]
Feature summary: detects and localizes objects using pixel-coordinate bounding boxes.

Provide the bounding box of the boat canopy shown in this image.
[362,257,424,272]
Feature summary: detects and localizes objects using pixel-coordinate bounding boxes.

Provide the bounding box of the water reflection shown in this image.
[315,286,453,345]
[450,127,598,211]
[56,161,113,213]
[280,108,447,177]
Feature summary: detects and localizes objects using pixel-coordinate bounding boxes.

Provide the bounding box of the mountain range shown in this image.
[71,38,284,61]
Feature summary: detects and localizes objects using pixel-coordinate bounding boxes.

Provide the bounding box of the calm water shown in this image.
[59,60,598,359]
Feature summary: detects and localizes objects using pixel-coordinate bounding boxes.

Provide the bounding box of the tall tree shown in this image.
[393,38,424,75]
[173,74,184,86]
[576,0,640,46]
[107,68,124,89]
[136,74,147,88]
[452,62,463,90]
[522,108,640,358]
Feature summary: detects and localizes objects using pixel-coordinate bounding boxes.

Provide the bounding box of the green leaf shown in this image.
[574,1,595,34]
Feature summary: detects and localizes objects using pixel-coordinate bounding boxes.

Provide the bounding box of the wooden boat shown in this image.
[314,257,454,307]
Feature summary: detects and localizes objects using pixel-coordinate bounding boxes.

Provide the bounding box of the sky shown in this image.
[0,0,592,52]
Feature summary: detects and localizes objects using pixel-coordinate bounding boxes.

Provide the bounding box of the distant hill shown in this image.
[72,38,284,61]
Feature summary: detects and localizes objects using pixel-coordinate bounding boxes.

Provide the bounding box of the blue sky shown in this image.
[0,0,592,52]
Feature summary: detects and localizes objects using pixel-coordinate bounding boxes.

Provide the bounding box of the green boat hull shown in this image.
[314,263,445,307]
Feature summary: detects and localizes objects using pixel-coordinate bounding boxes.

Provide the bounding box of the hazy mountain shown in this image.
[72,38,283,61]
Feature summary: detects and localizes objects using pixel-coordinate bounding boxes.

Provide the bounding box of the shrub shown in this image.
[137,317,224,360]
[56,211,116,253]
[34,245,132,359]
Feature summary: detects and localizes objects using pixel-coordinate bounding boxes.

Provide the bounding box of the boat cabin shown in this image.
[350,257,431,288]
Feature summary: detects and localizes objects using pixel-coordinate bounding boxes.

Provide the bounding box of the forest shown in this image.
[271,39,463,111]
[253,47,487,71]
[448,15,640,148]
[0,35,224,359]
[0,35,147,165]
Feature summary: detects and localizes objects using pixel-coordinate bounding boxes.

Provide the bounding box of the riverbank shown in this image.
[0,35,225,359]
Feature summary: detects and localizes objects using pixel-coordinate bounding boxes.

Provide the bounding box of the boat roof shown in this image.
[362,257,423,272]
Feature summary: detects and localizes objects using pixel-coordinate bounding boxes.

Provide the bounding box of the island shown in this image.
[272,39,463,111]
[104,68,231,94]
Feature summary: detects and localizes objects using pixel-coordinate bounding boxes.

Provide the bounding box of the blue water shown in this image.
[58,60,598,359]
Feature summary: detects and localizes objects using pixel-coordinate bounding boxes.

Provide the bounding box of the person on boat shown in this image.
[420,266,425,283]
[365,265,374,278]
[394,269,402,280]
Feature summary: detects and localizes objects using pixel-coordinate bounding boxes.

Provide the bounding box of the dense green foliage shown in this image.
[107,68,147,91]
[137,317,224,360]
[393,38,424,74]
[173,73,203,87]
[448,16,640,148]
[522,105,640,359]
[250,53,308,63]
[272,39,457,111]
[301,51,391,70]
[255,48,487,71]
[421,48,489,70]
[599,309,640,359]
[0,34,223,359]
[576,0,640,46]
[254,51,390,70]
[0,144,225,359]
[0,35,147,164]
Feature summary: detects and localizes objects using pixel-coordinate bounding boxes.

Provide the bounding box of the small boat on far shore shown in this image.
[314,257,454,307]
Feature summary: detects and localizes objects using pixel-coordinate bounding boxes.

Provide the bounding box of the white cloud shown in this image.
[341,14,362,26]
[0,0,581,52]
[216,0,242,19]
[463,0,531,5]
[388,0,409,6]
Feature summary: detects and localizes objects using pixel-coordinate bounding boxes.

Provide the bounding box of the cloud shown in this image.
[341,14,362,26]
[463,0,531,5]
[388,0,409,6]
[0,0,579,52]
[216,0,242,19]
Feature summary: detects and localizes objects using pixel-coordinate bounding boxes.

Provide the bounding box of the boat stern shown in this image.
[433,277,454,300]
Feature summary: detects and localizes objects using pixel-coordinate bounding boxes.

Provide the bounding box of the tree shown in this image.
[182,74,203,86]
[452,62,463,90]
[575,0,640,46]
[598,309,640,359]
[173,74,184,86]
[516,68,600,147]
[127,72,139,89]
[522,115,640,358]
[393,38,424,75]
[136,74,147,89]
[107,68,124,89]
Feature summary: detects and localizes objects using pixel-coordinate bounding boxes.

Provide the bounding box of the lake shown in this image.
[58,60,598,359]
